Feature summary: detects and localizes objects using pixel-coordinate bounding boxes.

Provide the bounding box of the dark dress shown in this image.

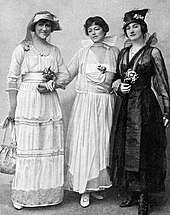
[110,35,170,193]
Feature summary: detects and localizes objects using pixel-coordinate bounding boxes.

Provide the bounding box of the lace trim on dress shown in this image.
[15,118,63,125]
[11,187,63,206]
[17,151,64,157]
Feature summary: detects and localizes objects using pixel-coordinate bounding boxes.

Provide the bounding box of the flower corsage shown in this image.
[97,65,107,74]
[124,69,139,84]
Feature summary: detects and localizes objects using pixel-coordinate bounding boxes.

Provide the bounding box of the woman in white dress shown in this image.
[65,16,119,207]
[7,11,69,209]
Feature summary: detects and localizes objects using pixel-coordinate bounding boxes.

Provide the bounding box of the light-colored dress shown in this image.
[65,38,119,194]
[7,43,69,207]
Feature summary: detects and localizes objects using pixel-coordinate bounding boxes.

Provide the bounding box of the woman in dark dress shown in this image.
[110,9,170,215]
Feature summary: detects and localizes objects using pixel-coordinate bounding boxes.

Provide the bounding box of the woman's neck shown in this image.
[32,35,51,56]
[129,37,145,60]
[33,35,49,46]
[131,37,145,50]
[92,42,103,47]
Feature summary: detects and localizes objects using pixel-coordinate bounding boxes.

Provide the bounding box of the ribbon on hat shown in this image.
[81,35,117,49]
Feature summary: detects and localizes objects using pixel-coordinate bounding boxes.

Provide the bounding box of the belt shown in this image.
[22,72,46,82]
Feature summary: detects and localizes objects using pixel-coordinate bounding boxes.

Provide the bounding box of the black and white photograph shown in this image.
[0,1,170,214]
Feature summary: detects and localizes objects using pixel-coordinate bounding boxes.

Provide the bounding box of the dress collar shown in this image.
[124,32,158,48]
[81,35,117,49]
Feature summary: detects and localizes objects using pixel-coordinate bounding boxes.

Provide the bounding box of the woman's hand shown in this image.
[37,80,55,93]
[46,80,55,91]
[110,79,121,95]
[37,83,50,93]
[119,83,131,94]
[8,108,16,122]
[163,115,169,128]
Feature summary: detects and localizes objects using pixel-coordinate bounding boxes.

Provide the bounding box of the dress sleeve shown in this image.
[152,47,170,118]
[55,47,70,87]
[67,49,82,82]
[111,50,123,95]
[6,44,25,91]
[109,46,120,74]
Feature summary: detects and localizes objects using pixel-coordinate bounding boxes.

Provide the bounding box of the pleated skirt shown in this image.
[11,82,64,207]
[65,92,114,194]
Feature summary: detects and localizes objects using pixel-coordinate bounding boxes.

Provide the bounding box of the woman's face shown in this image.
[126,22,143,41]
[87,23,105,43]
[35,20,52,40]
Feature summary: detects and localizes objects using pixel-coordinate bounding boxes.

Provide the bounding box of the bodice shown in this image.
[120,47,155,90]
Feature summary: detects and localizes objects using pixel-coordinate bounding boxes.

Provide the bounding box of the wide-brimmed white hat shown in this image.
[27,11,62,32]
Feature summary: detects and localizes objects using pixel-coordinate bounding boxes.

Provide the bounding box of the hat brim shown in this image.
[123,19,146,29]
[27,17,62,32]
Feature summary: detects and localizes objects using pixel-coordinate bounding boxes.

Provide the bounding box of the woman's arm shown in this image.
[8,90,18,119]
[37,48,81,93]
[38,47,71,93]
[50,47,80,90]
[7,45,24,119]
[152,47,170,127]
[111,48,131,95]
[67,49,82,82]
[54,47,70,88]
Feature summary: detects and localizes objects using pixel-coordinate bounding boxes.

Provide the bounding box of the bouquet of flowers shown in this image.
[42,66,57,82]
[37,66,65,93]
[124,69,139,84]
[36,67,57,93]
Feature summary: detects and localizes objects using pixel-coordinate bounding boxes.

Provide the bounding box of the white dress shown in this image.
[65,40,119,194]
[7,44,69,207]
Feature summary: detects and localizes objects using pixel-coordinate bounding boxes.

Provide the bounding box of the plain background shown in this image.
[0,1,170,214]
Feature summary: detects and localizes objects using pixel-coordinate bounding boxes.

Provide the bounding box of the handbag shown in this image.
[0,117,17,174]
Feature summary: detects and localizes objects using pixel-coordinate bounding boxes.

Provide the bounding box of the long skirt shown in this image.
[11,82,64,207]
[65,92,114,194]
[110,88,167,193]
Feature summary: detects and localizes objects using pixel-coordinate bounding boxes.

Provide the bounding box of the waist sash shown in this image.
[22,72,46,82]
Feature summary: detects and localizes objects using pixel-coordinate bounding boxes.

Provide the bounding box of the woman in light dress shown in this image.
[7,11,69,209]
[65,16,119,207]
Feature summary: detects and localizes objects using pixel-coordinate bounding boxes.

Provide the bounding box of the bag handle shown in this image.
[1,121,16,146]
[2,126,8,145]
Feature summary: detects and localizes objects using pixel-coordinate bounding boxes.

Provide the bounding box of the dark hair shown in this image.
[31,19,53,32]
[124,20,148,37]
[84,16,109,36]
